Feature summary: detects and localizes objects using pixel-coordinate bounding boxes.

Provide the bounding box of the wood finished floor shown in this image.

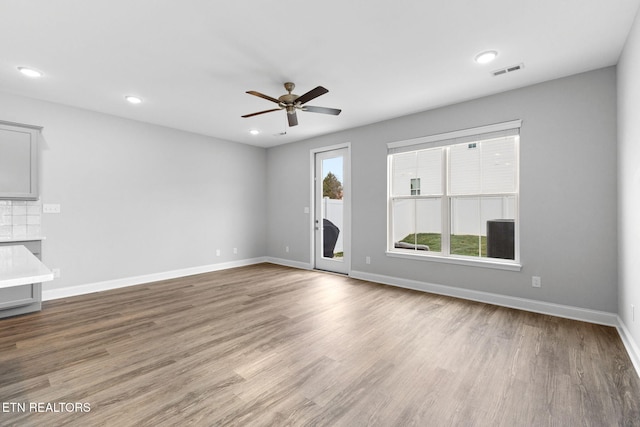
[0,263,639,426]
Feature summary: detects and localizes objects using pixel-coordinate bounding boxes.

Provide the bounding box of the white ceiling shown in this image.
[0,0,638,148]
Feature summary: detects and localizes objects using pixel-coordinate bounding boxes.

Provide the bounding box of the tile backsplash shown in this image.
[0,200,42,239]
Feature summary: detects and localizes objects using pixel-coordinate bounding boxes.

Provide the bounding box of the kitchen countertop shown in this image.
[0,245,53,289]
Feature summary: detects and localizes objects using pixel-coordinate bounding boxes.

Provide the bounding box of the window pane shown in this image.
[481,137,517,193]
[450,196,515,259]
[392,198,441,252]
[415,198,441,252]
[392,152,416,196]
[449,143,481,195]
[392,149,442,197]
[416,149,442,195]
[484,196,515,260]
[450,136,517,195]
[410,178,420,195]
[450,197,483,257]
[392,198,416,246]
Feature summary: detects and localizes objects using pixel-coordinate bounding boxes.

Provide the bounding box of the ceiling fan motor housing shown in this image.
[280,83,299,107]
[285,105,297,115]
[280,82,300,109]
[279,94,299,105]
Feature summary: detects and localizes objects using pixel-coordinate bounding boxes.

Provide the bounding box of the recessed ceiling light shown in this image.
[125,95,142,104]
[475,50,498,64]
[249,129,260,135]
[17,67,43,78]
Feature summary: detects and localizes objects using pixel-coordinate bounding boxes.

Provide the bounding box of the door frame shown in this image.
[309,143,351,274]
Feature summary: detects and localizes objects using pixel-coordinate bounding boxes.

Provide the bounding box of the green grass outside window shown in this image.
[400,233,487,257]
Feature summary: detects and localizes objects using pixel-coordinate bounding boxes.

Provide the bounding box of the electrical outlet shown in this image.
[365,256,371,265]
[52,268,61,278]
[532,276,541,288]
[42,204,61,214]
[216,249,221,256]
[233,248,238,254]
[285,246,289,253]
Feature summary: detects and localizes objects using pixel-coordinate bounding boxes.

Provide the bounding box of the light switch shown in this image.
[42,204,61,214]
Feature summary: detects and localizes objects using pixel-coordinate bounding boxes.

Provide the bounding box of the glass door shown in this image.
[314,147,349,274]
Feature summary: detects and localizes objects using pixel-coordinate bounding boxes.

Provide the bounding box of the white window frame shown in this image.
[386,120,522,271]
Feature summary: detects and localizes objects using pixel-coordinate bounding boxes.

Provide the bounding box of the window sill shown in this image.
[385,250,522,271]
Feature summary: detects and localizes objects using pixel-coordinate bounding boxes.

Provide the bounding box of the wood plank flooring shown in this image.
[0,263,639,426]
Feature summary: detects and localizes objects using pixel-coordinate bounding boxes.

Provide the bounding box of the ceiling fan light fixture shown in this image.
[475,50,498,64]
[125,95,142,104]
[17,67,43,78]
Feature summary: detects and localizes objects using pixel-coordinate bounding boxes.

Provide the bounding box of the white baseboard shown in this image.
[616,317,640,379]
[350,270,619,326]
[42,257,268,301]
[265,257,313,270]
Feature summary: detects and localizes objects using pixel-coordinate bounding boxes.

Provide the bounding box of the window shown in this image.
[410,178,421,195]
[387,121,520,268]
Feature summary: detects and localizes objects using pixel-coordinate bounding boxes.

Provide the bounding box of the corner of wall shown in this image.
[617,317,640,379]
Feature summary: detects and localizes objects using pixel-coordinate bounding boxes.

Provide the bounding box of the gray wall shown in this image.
[267,67,618,313]
[0,66,620,316]
[0,91,267,292]
[618,9,640,348]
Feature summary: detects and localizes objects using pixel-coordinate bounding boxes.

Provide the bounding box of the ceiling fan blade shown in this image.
[241,108,281,118]
[303,106,342,115]
[295,86,329,105]
[246,91,281,104]
[288,111,298,127]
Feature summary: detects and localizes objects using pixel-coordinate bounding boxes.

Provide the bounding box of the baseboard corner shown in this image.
[616,316,640,379]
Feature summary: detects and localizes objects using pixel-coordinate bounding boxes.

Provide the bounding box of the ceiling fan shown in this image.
[242,82,341,127]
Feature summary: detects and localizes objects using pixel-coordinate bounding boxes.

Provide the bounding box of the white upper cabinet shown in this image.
[0,121,41,200]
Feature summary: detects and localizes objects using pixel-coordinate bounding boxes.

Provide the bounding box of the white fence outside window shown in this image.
[323,197,343,253]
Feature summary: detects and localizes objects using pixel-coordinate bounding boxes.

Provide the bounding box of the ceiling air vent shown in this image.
[492,63,524,77]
